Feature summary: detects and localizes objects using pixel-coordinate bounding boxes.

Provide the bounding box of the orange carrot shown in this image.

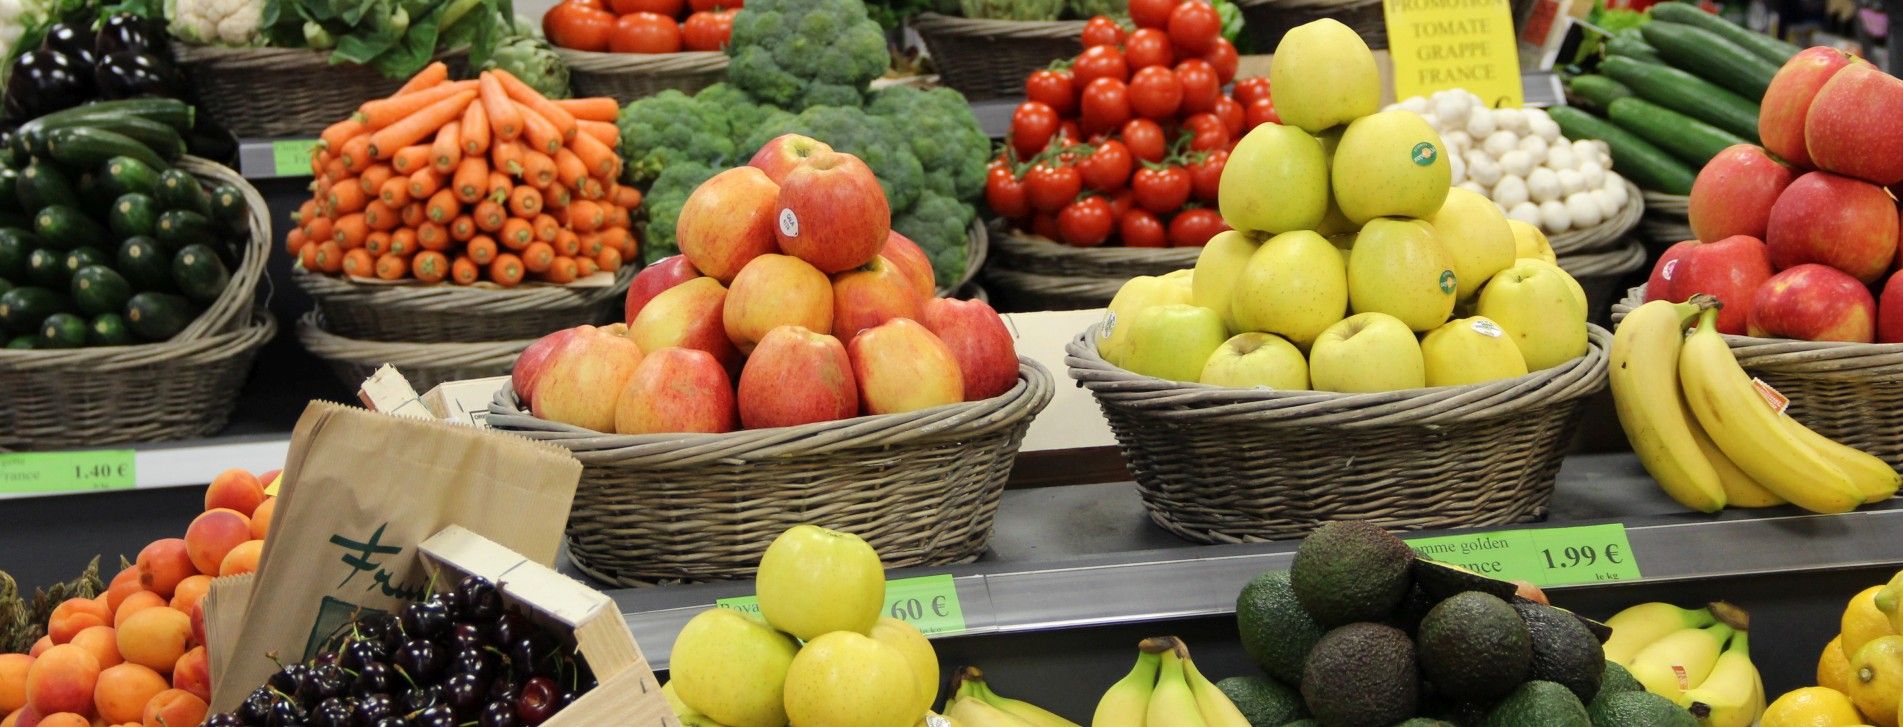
[431,120,463,175]
[285,227,309,256]
[391,145,433,174]
[517,103,562,156]
[521,151,556,189]
[342,248,375,277]
[358,80,477,130]
[379,176,411,207]
[480,73,522,141]
[360,230,388,253]
[413,250,450,283]
[579,231,606,257]
[543,185,570,211]
[473,199,507,232]
[305,216,334,245]
[451,256,480,285]
[369,90,476,159]
[577,120,618,146]
[448,215,476,243]
[296,199,319,224]
[299,239,320,270]
[395,228,427,254]
[415,223,446,252]
[408,169,442,200]
[364,201,401,231]
[491,253,526,286]
[554,229,580,256]
[566,200,604,233]
[604,204,631,230]
[357,165,392,196]
[338,135,374,173]
[386,229,416,257]
[568,129,618,179]
[575,257,599,278]
[322,118,367,151]
[611,184,642,209]
[313,241,344,273]
[508,186,542,218]
[501,218,534,250]
[392,62,450,97]
[545,255,578,284]
[493,69,577,140]
[400,202,426,228]
[556,98,620,123]
[452,157,488,204]
[596,247,623,273]
[523,241,555,272]
[467,235,499,265]
[426,188,460,223]
[374,253,409,280]
[460,101,490,157]
[333,213,369,248]
[490,141,524,176]
[554,148,587,191]
[598,228,634,258]
[532,214,560,243]
[487,172,514,203]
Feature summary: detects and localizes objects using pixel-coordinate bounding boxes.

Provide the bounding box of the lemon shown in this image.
[1846,586,1896,657]
[1824,635,1856,694]
[1849,635,1903,726]
[1763,687,1865,727]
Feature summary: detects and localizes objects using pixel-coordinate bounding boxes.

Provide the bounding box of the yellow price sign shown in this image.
[1384,0,1524,108]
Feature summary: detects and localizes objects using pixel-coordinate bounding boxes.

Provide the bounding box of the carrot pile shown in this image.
[287,63,640,287]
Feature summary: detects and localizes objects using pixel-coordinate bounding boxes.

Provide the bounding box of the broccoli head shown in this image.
[726,0,890,111]
[616,91,735,185]
[867,85,990,204]
[694,82,796,150]
[744,105,925,212]
[641,161,721,265]
[893,192,975,289]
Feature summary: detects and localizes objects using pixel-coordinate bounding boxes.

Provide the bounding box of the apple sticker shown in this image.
[778,208,800,239]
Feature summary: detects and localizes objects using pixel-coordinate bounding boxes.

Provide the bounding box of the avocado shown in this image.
[1238,571,1327,685]
[1300,623,1419,727]
[1217,675,1306,727]
[1412,559,1518,602]
[1291,521,1415,626]
[1514,602,1605,704]
[1584,689,1695,727]
[1480,680,1590,727]
[1588,661,1642,711]
[1417,591,1532,703]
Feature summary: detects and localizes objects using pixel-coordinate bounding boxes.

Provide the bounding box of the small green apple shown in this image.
[1121,303,1230,382]
[869,618,938,719]
[1428,188,1517,301]
[1097,275,1194,365]
[757,525,885,641]
[1347,218,1457,332]
[1508,219,1557,265]
[783,631,921,727]
[1192,231,1263,332]
[669,608,799,727]
[1230,230,1348,348]
[1219,123,1329,235]
[1332,111,1452,224]
[1309,312,1426,392]
[1268,18,1380,133]
[1199,332,1309,390]
[1475,260,1588,371]
[1421,316,1529,387]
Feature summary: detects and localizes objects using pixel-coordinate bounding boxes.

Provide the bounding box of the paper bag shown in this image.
[209,401,582,710]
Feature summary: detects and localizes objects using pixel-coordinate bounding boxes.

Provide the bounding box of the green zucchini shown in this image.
[1605,34,1663,64]
[156,210,213,251]
[1651,2,1802,64]
[33,205,108,250]
[124,291,197,341]
[16,99,196,143]
[18,160,79,211]
[116,236,175,292]
[62,246,108,276]
[1568,75,1634,113]
[109,193,161,239]
[101,156,162,199]
[0,228,33,280]
[1607,97,1750,166]
[71,265,132,316]
[0,286,69,333]
[5,336,35,349]
[87,312,133,346]
[1600,55,1762,142]
[171,244,231,303]
[209,183,249,231]
[25,248,68,288]
[1641,22,1779,101]
[0,168,19,213]
[85,116,186,162]
[1547,106,1697,194]
[38,312,86,348]
[46,127,169,171]
[155,169,210,215]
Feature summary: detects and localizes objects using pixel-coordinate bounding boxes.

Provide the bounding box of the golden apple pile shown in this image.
[1096,18,1592,393]
[510,135,1020,435]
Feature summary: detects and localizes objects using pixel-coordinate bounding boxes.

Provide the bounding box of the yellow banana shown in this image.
[958,669,1080,727]
[1179,645,1250,727]
[949,695,1039,727]
[1092,641,1163,727]
[1783,417,1901,503]
[1678,632,1761,727]
[1688,416,1786,508]
[1678,307,1862,513]
[1603,602,1716,665]
[1630,623,1733,702]
[1147,646,1207,727]
[1611,299,1726,512]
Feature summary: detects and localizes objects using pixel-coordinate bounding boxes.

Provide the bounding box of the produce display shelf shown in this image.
[0,436,290,500]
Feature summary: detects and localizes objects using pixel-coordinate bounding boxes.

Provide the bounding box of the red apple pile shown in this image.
[511,134,1022,435]
[1650,48,1903,344]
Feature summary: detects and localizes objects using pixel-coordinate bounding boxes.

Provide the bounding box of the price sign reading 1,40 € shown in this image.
[1406,524,1640,588]
[717,574,967,636]
[0,450,136,494]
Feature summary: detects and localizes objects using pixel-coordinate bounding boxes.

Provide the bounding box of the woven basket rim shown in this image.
[1557,237,1647,277]
[174,157,272,341]
[555,47,730,74]
[292,263,636,313]
[171,44,468,68]
[989,220,1203,267]
[1612,284,1903,370]
[0,309,276,369]
[912,12,1089,36]
[1550,182,1646,255]
[982,266,1124,297]
[296,312,534,364]
[1641,190,1690,212]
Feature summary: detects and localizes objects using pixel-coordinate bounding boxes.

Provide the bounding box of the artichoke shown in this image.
[484,34,569,99]
[1064,0,1122,18]
[960,0,1062,20]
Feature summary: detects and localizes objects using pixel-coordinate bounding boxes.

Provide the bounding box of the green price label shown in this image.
[272,139,321,178]
[716,574,967,636]
[0,450,135,494]
[1406,524,1639,588]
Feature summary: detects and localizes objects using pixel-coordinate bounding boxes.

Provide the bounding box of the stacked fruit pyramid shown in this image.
[1759,567,1903,726]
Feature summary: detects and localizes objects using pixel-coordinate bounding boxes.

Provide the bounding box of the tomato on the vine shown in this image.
[1072,45,1129,88]
[1184,113,1229,151]
[1211,96,1244,137]
[1031,213,1061,240]
[986,165,1031,219]
[1127,66,1182,120]
[610,12,682,53]
[1203,37,1239,84]
[681,10,736,51]
[1122,118,1167,162]
[1120,209,1168,247]
[1025,69,1076,117]
[1167,1,1221,55]
[1078,139,1134,191]
[1026,163,1084,213]
[1079,77,1132,137]
[544,2,616,51]
[1245,98,1280,129]
[1233,77,1271,106]
[1057,197,1116,247]
[1082,15,1125,47]
[1010,101,1060,159]
[1058,120,1084,145]
[1132,165,1191,213]
[1169,208,1228,247]
[1188,150,1226,201]
[1175,59,1220,114]
[1129,0,1178,29]
[1124,28,1175,70]
[1110,189,1136,217]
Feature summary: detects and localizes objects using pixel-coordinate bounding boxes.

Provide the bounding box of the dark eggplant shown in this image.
[4,51,89,121]
[95,52,187,100]
[96,14,167,56]
[38,23,97,69]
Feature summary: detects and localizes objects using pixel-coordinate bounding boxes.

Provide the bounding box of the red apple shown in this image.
[1645,240,1699,303]
[848,318,965,415]
[675,167,782,283]
[1760,47,1857,168]
[1805,63,1903,186]
[511,325,591,407]
[628,276,739,369]
[1676,234,1774,335]
[1748,263,1876,342]
[832,257,922,338]
[920,297,1019,401]
[623,255,700,323]
[736,326,858,428]
[749,133,835,185]
[1689,145,1795,242]
[880,231,937,300]
[723,253,834,354]
[774,151,890,274]
[529,326,644,431]
[613,347,737,434]
[1765,171,1899,283]
[1879,270,1903,342]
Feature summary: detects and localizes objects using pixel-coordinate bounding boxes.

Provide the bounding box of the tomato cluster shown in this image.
[545,0,739,54]
[986,3,1279,249]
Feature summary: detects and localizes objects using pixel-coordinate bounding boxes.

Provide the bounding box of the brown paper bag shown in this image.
[209,401,582,710]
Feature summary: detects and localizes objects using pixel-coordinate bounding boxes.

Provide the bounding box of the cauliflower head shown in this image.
[867,85,989,204]
[168,0,265,46]
[616,90,735,185]
[726,0,889,111]
[744,104,924,212]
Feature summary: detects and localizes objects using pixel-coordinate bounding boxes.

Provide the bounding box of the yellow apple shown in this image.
[784,631,921,727]
[1347,218,1457,332]
[1315,129,1359,237]
[757,525,885,641]
[1508,219,1557,265]
[1475,260,1589,371]
[1421,316,1529,387]
[1428,188,1517,301]
[1230,230,1348,348]
[1332,111,1452,224]
[1120,304,1230,382]
[1219,123,1329,235]
[1526,258,1589,313]
[1097,275,1193,365]
[669,609,799,727]
[1199,332,1309,390]
[1309,312,1426,392]
[1192,230,1262,332]
[870,618,938,719]
[1268,18,1380,133]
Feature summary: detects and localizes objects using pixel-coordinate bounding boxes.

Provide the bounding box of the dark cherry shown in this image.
[340,638,387,670]
[301,664,347,702]
[492,613,529,648]
[395,640,446,684]
[480,700,519,727]
[450,622,487,652]
[448,647,494,683]
[456,576,503,622]
[266,695,309,727]
[241,687,277,721]
[373,717,407,727]
[516,675,559,726]
[401,598,452,639]
[353,661,394,695]
[508,637,543,671]
[487,677,519,703]
[443,672,487,717]
[268,665,308,695]
[352,694,395,727]
[312,650,342,667]
[203,713,245,727]
[403,684,445,713]
[559,690,581,709]
[308,696,354,727]
[415,704,458,727]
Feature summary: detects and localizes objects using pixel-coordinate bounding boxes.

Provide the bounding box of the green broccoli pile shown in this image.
[615,91,735,185]
[726,0,890,111]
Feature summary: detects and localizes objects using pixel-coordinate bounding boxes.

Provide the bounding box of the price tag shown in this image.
[1406,523,1640,587]
[1384,0,1525,107]
[0,450,135,494]
[716,574,967,636]
[272,139,321,178]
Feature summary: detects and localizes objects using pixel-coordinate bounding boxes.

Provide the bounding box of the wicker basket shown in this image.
[484,358,1055,585]
[911,13,1083,100]
[1549,183,1645,256]
[296,312,531,392]
[293,264,636,343]
[982,222,1201,311]
[1557,237,1647,325]
[1638,192,1693,250]
[172,46,468,138]
[557,49,728,101]
[1066,324,1610,543]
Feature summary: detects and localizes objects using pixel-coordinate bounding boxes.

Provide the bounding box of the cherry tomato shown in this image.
[1079,77,1132,137]
[1127,66,1182,119]
[1057,197,1116,247]
[1030,213,1061,240]
[1129,0,1178,29]
[1120,209,1168,247]
[1025,69,1076,117]
[1078,139,1134,191]
[1122,118,1167,162]
[1233,77,1271,106]
[1082,15,1125,47]
[1175,59,1220,114]
[1132,165,1191,214]
[1188,150,1226,201]
[1073,45,1129,88]
[544,2,616,51]
[1011,101,1060,159]
[1125,28,1175,70]
[1245,97,1281,129]
[689,0,741,9]
[1203,37,1239,84]
[570,0,606,9]
[1026,163,1084,213]
[681,10,735,51]
[1212,96,1244,137]
[1058,120,1083,146]
[1184,113,1229,151]
[1169,208,1228,247]
[611,0,682,16]
[1111,189,1137,218]
[610,13,682,53]
[1167,1,1221,55]
[986,166,1031,219]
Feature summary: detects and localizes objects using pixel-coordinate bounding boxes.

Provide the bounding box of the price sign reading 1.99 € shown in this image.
[1406,524,1641,587]
[717,574,968,636]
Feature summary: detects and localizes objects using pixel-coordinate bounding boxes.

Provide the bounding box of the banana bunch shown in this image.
[1604,602,1764,727]
[1611,297,1899,514]
[1091,636,1253,727]
[945,667,1082,727]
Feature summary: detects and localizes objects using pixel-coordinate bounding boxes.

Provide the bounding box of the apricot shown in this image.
[114,609,189,676]
[168,648,208,703]
[218,541,262,577]
[186,605,204,652]
[67,627,120,669]
[103,570,142,614]
[111,593,164,630]
[33,713,85,727]
[140,689,205,727]
[203,469,264,517]
[166,577,210,619]
[92,664,166,725]
[249,498,276,541]
[3,704,37,727]
[183,510,250,576]
[28,636,50,657]
[46,600,108,646]
[134,541,194,599]
[0,707,19,727]
[0,652,33,713]
[24,645,99,716]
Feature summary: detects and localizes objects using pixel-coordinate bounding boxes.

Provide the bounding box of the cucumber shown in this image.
[101,156,161,198]
[0,286,68,333]
[124,291,197,340]
[25,248,68,288]
[1548,106,1697,194]
[38,312,86,348]
[15,99,196,145]
[5,336,34,349]
[18,160,79,211]
[155,169,210,215]
[0,228,33,280]
[1607,97,1750,166]
[1651,2,1802,64]
[116,236,174,292]
[171,244,231,303]
[109,193,160,239]
[87,312,133,346]
[1641,22,1779,100]
[45,127,169,171]
[83,117,186,162]
[209,183,248,231]
[33,205,109,251]
[62,247,109,277]
[156,210,214,251]
[1599,56,1763,143]
[1568,75,1633,113]
[71,265,132,315]
[1605,34,1662,63]
[0,167,18,212]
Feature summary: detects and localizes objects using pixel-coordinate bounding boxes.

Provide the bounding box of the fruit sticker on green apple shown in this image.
[1230,230,1349,348]
[1219,124,1329,235]
[757,525,886,641]
[782,631,921,727]
[1120,304,1229,383]
[1346,218,1457,332]
[1332,111,1452,225]
[1199,332,1309,390]
[669,608,799,727]
[1308,312,1426,393]
[1475,260,1588,371]
[1268,18,1380,134]
[1427,188,1516,301]
[1097,275,1193,365]
[1421,316,1529,387]
[1191,230,1262,333]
